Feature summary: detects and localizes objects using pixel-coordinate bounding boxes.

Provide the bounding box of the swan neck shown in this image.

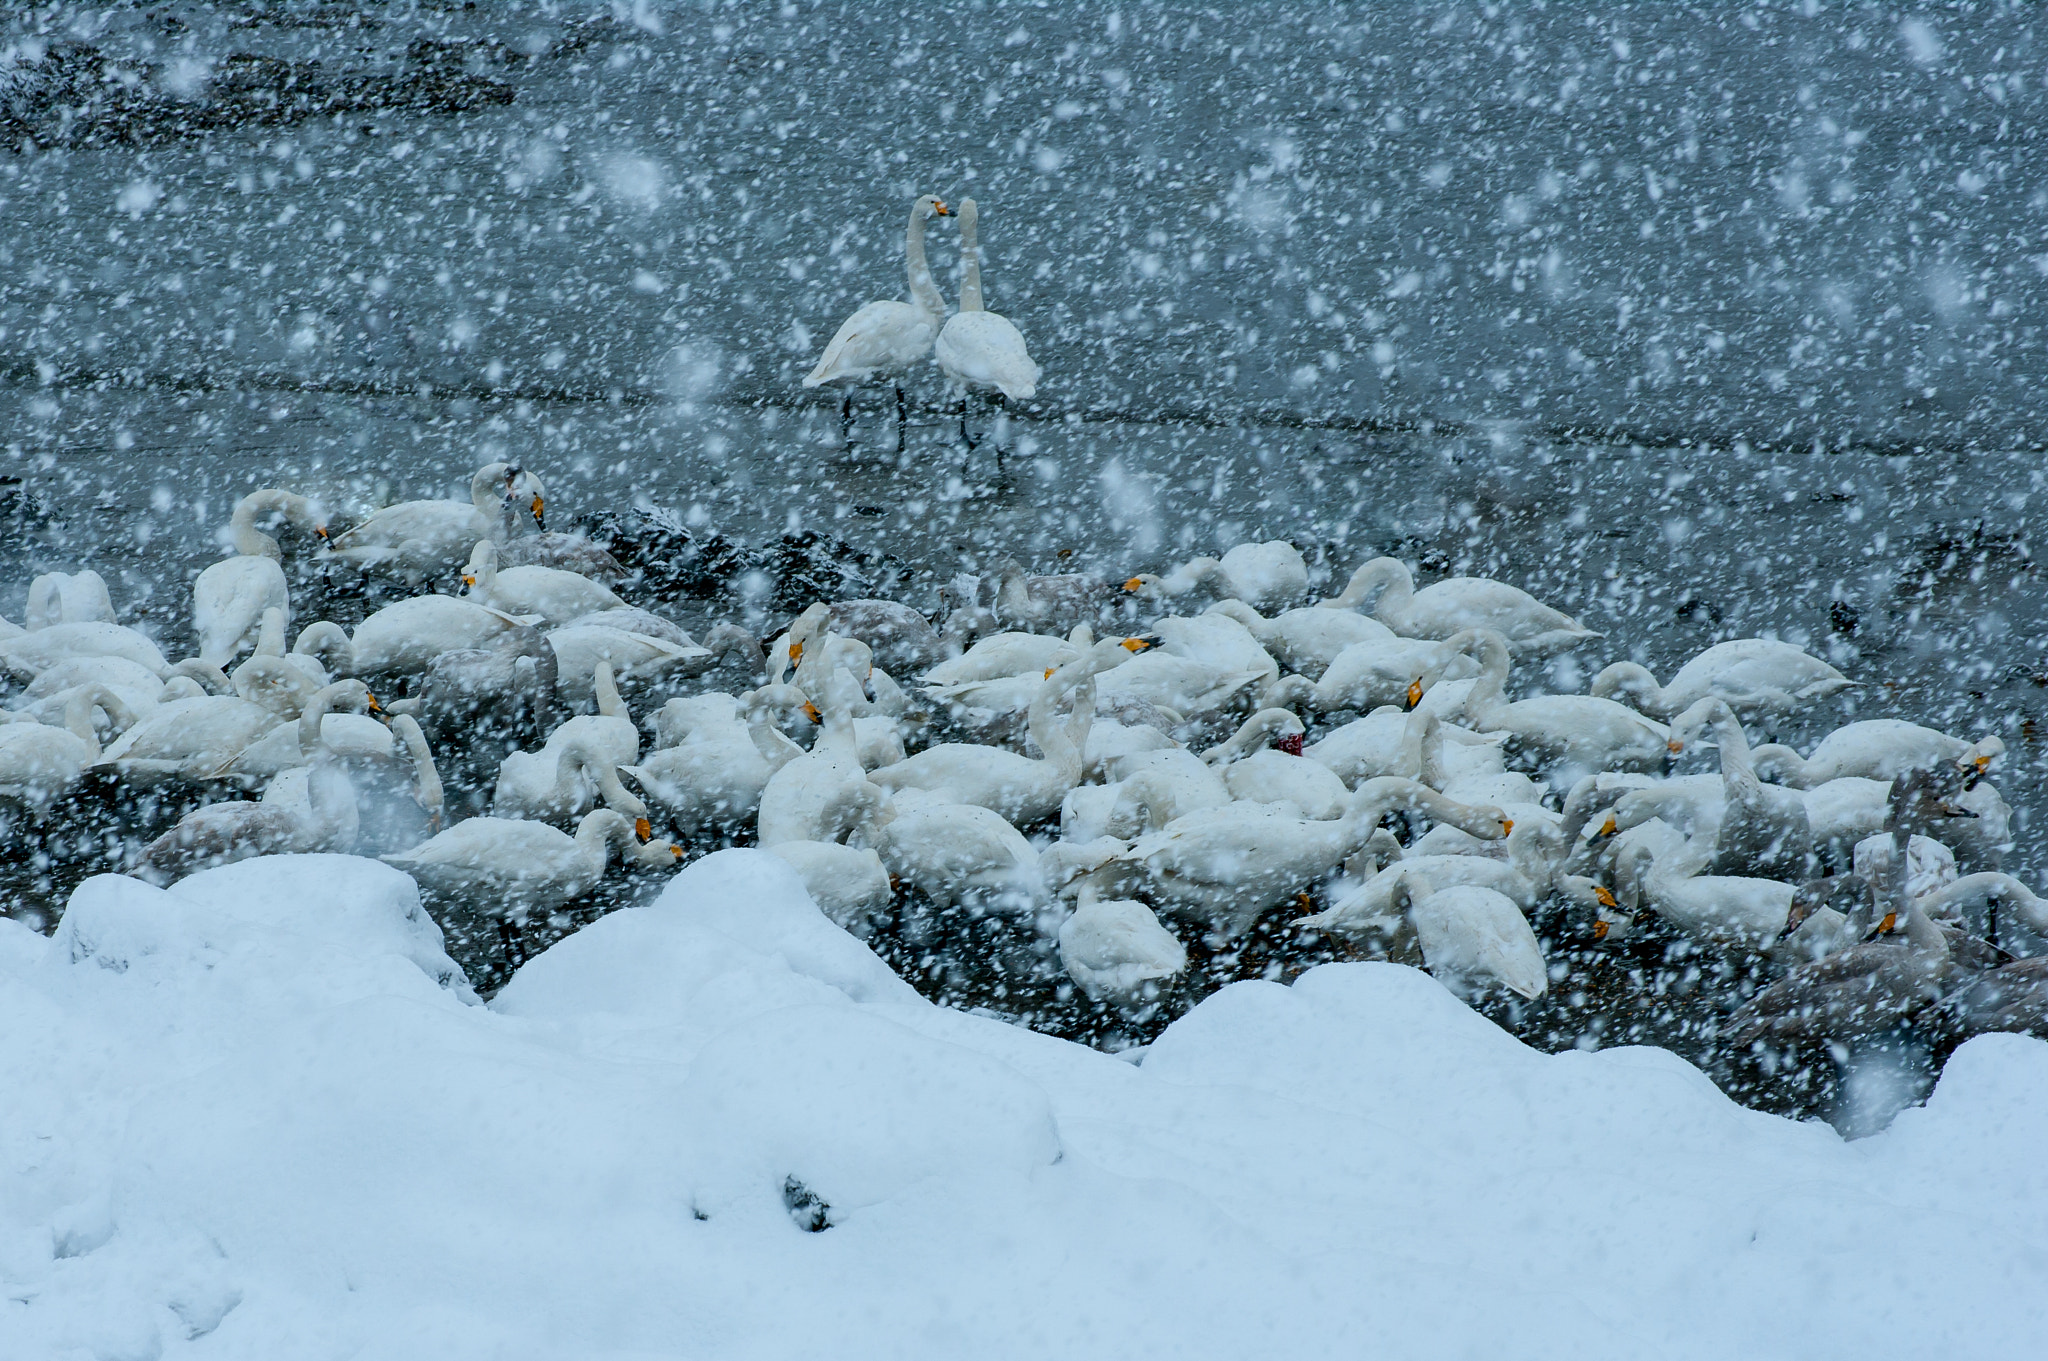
[471,464,510,515]
[906,200,947,316]
[393,715,443,821]
[230,489,307,559]
[1710,707,1762,793]
[954,199,982,313]
[1413,711,1445,787]
[1464,632,1511,722]
[592,661,626,719]
[60,685,119,758]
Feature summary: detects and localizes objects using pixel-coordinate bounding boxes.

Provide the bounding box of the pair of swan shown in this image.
[1319,557,1598,657]
[1124,541,1309,616]
[807,195,1039,453]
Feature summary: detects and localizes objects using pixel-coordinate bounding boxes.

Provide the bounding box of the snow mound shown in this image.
[2,856,2044,1358]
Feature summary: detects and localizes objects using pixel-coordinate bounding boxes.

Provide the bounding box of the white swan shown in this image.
[210,676,396,781]
[876,799,1043,910]
[1146,612,1280,682]
[348,595,541,679]
[804,193,952,449]
[1204,709,1351,818]
[1460,629,1669,781]
[545,624,710,706]
[1058,886,1188,1005]
[0,621,169,680]
[1114,776,1512,938]
[461,538,624,628]
[1321,868,1548,1001]
[1204,597,1395,679]
[25,570,116,629]
[0,684,131,810]
[325,462,520,575]
[873,638,1143,825]
[1272,629,1481,714]
[1609,835,1799,954]
[1302,706,1429,786]
[920,627,1082,686]
[756,667,890,846]
[138,681,375,875]
[1750,721,2003,788]
[493,730,648,825]
[623,690,791,835]
[1591,639,1853,722]
[1321,557,1598,657]
[91,656,318,783]
[1303,820,1566,924]
[933,197,1041,454]
[1124,541,1309,615]
[1665,697,1814,879]
[382,808,680,921]
[193,490,326,668]
[764,839,897,937]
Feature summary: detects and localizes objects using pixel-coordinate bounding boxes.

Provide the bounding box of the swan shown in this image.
[1093,649,1266,717]
[1591,639,1852,722]
[764,839,897,937]
[933,197,1040,455]
[623,691,784,835]
[1060,712,1266,841]
[348,595,542,679]
[210,679,397,782]
[1914,873,2048,938]
[812,598,974,678]
[989,559,1109,635]
[1204,597,1396,679]
[497,530,628,581]
[137,681,376,876]
[1270,629,1481,714]
[11,655,167,731]
[1322,868,1548,1001]
[493,730,648,825]
[91,657,318,783]
[921,628,1083,685]
[756,668,890,846]
[1114,776,1512,938]
[874,638,1144,825]
[1750,721,2003,789]
[1852,833,1957,911]
[1460,630,1670,781]
[876,799,1043,910]
[1665,698,1814,879]
[1058,886,1189,1005]
[1123,541,1309,615]
[1302,819,1567,924]
[774,603,876,691]
[804,193,952,450]
[1303,706,1431,786]
[545,624,711,706]
[25,570,116,628]
[382,808,681,925]
[1608,835,1797,955]
[1203,708,1351,818]
[0,621,169,680]
[324,462,522,576]
[0,684,132,810]
[1321,557,1598,657]
[1147,612,1280,683]
[460,538,624,627]
[536,660,640,769]
[558,606,696,648]
[193,490,325,667]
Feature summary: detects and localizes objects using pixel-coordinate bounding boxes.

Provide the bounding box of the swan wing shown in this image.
[935,310,1040,399]
[805,301,938,385]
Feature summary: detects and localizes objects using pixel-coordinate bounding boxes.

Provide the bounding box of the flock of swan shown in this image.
[3,193,2043,1094]
[4,444,2044,1076]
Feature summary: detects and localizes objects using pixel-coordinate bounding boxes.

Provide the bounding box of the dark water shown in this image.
[5,2,2047,1127]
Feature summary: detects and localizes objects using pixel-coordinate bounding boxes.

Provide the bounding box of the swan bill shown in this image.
[530,495,545,530]
[1123,578,1144,593]
[1592,884,1617,909]
[1406,679,1423,709]
[635,816,652,842]
[1592,920,1610,941]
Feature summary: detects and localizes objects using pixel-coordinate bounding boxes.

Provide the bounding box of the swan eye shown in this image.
[1593,884,1616,908]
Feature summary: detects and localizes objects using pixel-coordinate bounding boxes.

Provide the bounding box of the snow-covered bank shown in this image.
[4,852,2044,1359]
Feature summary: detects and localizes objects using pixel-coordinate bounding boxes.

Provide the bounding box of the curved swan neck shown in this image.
[1412,710,1445,787]
[292,621,354,677]
[561,736,647,817]
[60,684,130,757]
[1592,662,1664,711]
[1462,630,1512,724]
[254,607,288,658]
[390,714,443,823]
[1204,598,1270,637]
[573,809,635,869]
[1706,703,1763,794]
[1034,640,1140,778]
[470,463,514,515]
[1748,743,1805,785]
[908,196,948,316]
[230,489,315,559]
[953,197,981,313]
[1205,708,1301,765]
[298,680,368,753]
[1323,558,1410,613]
[591,660,627,719]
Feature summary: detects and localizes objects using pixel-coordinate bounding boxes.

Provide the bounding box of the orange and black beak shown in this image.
[530,495,545,531]
[1406,679,1423,709]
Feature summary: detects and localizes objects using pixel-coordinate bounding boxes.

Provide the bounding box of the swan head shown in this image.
[915,195,952,219]
[507,468,546,530]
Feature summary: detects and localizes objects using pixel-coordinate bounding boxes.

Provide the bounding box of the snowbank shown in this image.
[3,849,2043,1358]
